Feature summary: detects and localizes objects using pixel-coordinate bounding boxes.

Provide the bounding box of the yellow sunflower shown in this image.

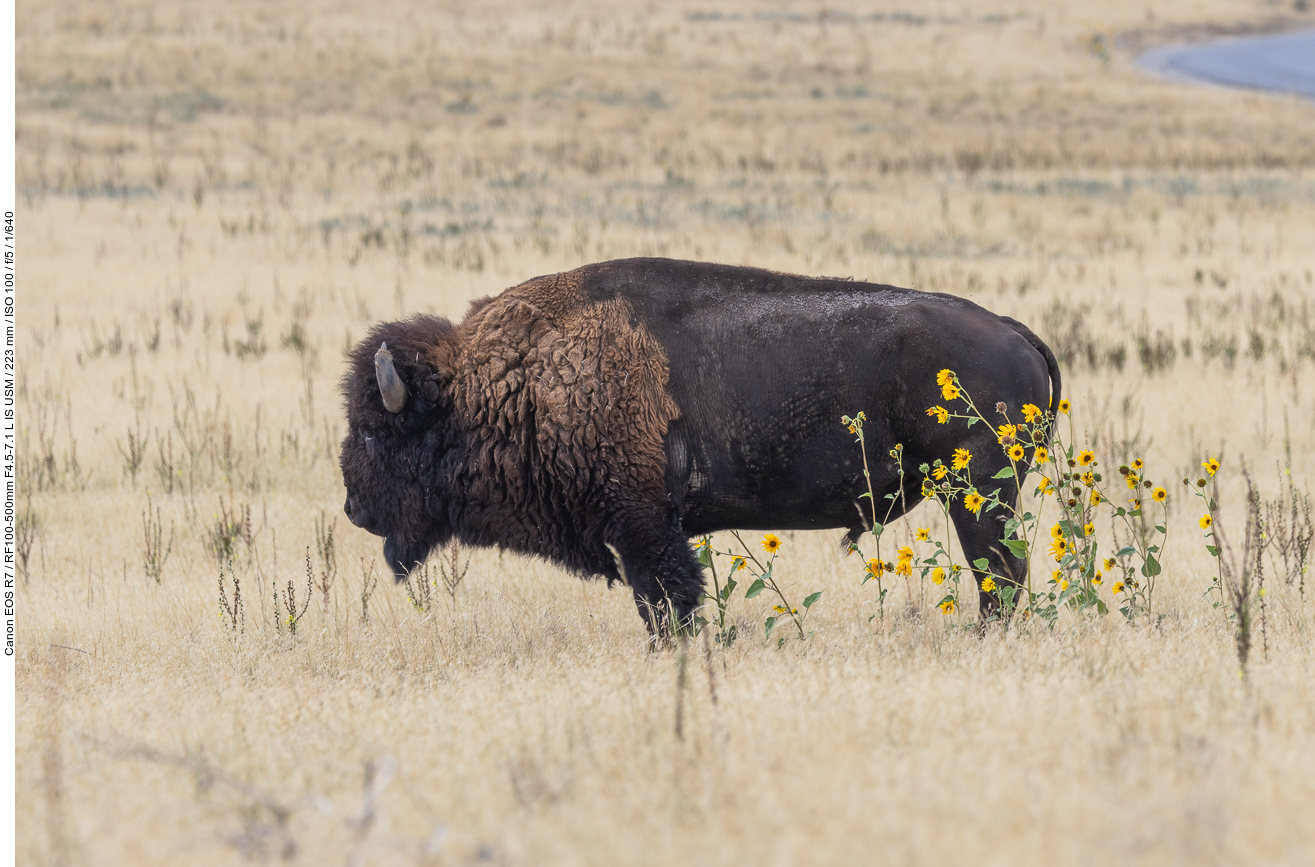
[1058,399,1071,414]
[925,405,949,424]
[997,423,1017,443]
[916,528,931,542]
[1008,443,1025,461]
[932,465,948,481]
[1152,487,1167,502]
[1077,450,1095,467]
[952,448,972,471]
[981,575,997,592]
[762,533,781,554]
[1203,457,1220,476]
[963,491,985,514]
[1034,446,1049,463]
[939,598,956,615]
[1200,514,1213,530]
[931,567,945,585]
[1022,403,1042,423]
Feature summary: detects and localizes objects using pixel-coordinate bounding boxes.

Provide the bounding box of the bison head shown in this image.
[340,315,461,580]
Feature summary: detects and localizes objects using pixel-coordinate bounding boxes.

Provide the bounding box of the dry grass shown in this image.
[15,0,1315,864]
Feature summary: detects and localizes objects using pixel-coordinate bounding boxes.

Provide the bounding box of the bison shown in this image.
[340,258,1060,634]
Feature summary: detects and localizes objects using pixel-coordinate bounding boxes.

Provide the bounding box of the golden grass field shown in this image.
[14,0,1315,864]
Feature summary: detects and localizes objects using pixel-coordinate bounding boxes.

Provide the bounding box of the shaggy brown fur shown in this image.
[340,269,695,634]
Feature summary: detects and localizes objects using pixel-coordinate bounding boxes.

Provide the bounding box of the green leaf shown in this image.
[1207,545,1219,557]
[1003,539,1028,559]
[721,577,737,600]
[966,417,979,427]
[803,591,823,609]
[696,546,712,568]
[764,615,778,637]
[1155,525,1166,534]
[1116,547,1137,558]
[1142,554,1161,578]
[871,521,884,536]
[993,466,1015,479]
[973,558,990,571]
[1096,599,1109,615]
[1004,518,1022,537]
[745,579,765,599]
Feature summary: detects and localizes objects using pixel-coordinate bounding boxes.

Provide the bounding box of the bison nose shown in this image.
[345,496,369,530]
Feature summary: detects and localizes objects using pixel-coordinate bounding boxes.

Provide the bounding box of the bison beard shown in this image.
[340,258,1061,638]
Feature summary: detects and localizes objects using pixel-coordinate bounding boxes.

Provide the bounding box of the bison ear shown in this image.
[421,378,440,403]
[374,342,410,413]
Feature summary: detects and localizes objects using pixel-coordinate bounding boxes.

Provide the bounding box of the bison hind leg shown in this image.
[950,490,1027,620]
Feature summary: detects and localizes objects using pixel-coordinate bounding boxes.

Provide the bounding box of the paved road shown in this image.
[1138,29,1315,100]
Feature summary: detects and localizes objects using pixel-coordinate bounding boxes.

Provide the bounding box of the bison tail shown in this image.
[1000,316,1062,420]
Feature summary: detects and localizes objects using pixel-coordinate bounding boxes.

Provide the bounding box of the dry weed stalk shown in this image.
[1265,465,1313,599]
[1214,465,1271,672]
[141,493,174,584]
[439,541,470,604]
[218,560,244,643]
[205,496,254,565]
[277,552,315,636]
[359,558,380,625]
[116,423,150,485]
[313,511,338,607]
[402,562,433,612]
[153,430,177,494]
[15,496,39,585]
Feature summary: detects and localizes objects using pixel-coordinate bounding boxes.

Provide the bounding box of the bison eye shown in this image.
[363,434,379,459]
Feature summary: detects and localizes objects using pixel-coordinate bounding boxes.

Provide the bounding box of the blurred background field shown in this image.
[14,1,1315,864]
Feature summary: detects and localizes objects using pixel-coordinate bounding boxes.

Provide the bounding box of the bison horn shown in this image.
[374,342,409,413]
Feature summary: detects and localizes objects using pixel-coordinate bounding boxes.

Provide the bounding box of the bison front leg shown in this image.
[605,519,704,644]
